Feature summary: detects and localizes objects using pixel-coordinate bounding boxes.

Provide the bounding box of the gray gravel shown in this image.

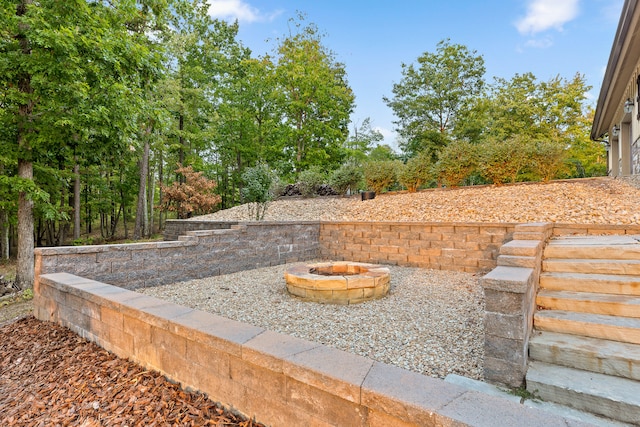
[140,262,485,380]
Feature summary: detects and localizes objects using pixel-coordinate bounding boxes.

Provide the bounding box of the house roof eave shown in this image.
[591,0,640,140]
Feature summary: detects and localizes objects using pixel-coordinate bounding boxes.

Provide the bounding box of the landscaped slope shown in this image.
[195,177,640,224]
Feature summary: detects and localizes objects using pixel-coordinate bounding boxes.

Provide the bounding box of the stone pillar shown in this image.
[481,222,553,387]
[610,137,620,177]
[621,122,632,176]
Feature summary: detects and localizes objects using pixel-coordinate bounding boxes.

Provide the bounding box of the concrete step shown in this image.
[529,331,640,381]
[537,290,640,318]
[542,258,640,275]
[444,373,630,426]
[540,272,640,296]
[534,310,640,345]
[544,236,640,260]
[526,361,640,425]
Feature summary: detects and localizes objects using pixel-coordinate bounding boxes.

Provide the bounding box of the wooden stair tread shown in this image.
[534,310,640,344]
[540,272,640,296]
[529,331,640,381]
[537,290,640,317]
[526,361,640,424]
[543,258,640,275]
[545,236,640,254]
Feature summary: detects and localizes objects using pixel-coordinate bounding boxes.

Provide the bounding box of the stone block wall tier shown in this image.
[35,222,321,289]
[33,272,584,427]
[319,221,517,273]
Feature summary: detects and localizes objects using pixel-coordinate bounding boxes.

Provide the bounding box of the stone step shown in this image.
[529,331,640,381]
[544,236,640,260]
[534,310,640,345]
[540,272,640,296]
[537,290,640,318]
[542,258,640,276]
[526,361,640,425]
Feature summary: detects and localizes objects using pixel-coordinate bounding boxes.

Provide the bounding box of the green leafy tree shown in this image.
[364,160,401,193]
[435,141,479,187]
[345,118,383,163]
[478,136,530,185]
[398,150,434,192]
[368,144,399,161]
[330,163,364,195]
[384,39,486,158]
[213,56,281,209]
[241,163,276,220]
[0,0,163,288]
[274,14,355,175]
[297,166,326,198]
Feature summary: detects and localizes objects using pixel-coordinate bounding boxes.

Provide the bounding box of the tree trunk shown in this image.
[0,209,9,260]
[15,0,34,290]
[16,160,34,289]
[158,150,164,230]
[148,162,155,236]
[134,139,149,240]
[73,162,80,240]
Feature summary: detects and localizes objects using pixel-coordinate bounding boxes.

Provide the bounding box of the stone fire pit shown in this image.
[284,261,390,305]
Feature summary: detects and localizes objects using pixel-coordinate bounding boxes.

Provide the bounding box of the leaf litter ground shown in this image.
[0,316,265,426]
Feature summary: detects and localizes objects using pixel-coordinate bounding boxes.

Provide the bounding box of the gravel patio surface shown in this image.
[141,263,485,380]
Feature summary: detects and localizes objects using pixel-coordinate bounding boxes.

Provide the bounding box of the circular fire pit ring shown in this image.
[284,261,390,305]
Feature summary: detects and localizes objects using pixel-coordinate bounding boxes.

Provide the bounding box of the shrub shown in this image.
[398,151,434,192]
[530,140,567,182]
[330,163,364,195]
[478,136,529,185]
[435,141,479,187]
[241,164,276,220]
[161,165,221,219]
[298,167,326,198]
[364,160,401,193]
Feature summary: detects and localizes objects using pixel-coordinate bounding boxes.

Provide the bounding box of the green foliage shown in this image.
[241,164,276,220]
[435,141,479,187]
[530,141,567,182]
[384,39,486,158]
[22,288,33,300]
[330,163,364,195]
[364,160,401,193]
[298,167,327,198]
[478,136,530,185]
[72,237,94,246]
[398,151,434,192]
[274,13,355,174]
[368,144,399,161]
[345,118,383,163]
[564,108,608,178]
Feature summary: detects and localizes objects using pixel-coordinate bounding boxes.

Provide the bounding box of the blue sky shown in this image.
[207,0,624,150]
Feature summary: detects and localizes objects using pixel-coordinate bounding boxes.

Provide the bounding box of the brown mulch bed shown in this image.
[0,316,265,426]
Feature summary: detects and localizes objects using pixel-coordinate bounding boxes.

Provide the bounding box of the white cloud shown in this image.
[515,0,580,35]
[524,36,554,49]
[208,0,282,23]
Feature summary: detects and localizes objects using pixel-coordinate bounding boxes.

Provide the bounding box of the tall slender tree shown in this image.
[384,39,485,158]
[0,0,164,287]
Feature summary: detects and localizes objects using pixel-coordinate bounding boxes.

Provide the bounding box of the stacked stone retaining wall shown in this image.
[163,220,238,241]
[319,222,516,273]
[33,272,581,426]
[35,222,319,290]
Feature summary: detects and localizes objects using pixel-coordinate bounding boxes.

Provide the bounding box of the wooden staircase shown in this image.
[527,235,640,425]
